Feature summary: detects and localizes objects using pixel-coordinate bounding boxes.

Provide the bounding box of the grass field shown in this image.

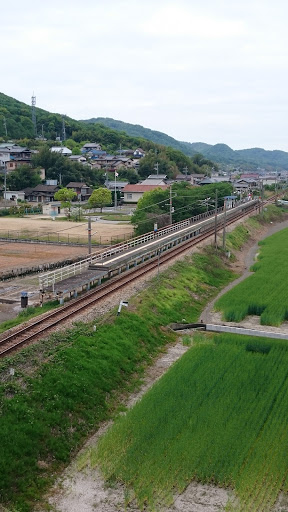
[0,247,234,511]
[93,333,288,511]
[215,227,288,325]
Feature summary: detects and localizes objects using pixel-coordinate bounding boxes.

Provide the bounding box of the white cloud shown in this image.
[2,0,288,151]
[142,4,246,38]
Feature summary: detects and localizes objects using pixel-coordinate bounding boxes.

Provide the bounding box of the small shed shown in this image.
[42,202,63,217]
[4,190,25,202]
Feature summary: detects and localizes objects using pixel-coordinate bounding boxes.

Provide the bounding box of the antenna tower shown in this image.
[31,94,37,136]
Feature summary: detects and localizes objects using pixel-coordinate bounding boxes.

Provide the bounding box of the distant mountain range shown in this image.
[82,117,288,171]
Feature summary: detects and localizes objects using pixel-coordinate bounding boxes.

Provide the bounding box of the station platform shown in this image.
[44,268,109,302]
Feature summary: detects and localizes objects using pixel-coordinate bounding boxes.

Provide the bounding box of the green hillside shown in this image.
[83,117,288,170]
[0,93,163,154]
[81,117,194,155]
[2,91,288,170]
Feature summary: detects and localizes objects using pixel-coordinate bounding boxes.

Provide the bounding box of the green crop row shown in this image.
[93,334,288,511]
[215,227,288,326]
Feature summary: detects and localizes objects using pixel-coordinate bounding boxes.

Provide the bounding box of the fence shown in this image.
[0,229,134,246]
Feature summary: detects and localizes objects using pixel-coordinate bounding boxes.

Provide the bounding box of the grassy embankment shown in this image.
[0,248,234,511]
[216,208,288,325]
[0,303,60,335]
[93,333,288,512]
[0,204,284,511]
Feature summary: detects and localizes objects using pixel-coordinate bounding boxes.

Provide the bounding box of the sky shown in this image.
[2,0,288,151]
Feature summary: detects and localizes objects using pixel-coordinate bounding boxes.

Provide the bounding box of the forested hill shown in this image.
[0,93,167,155]
[2,92,288,170]
[81,117,192,155]
[83,117,288,170]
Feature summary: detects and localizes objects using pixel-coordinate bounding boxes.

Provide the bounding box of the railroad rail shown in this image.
[0,199,262,358]
[39,198,260,290]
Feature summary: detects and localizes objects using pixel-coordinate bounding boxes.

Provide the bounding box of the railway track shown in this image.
[0,200,268,357]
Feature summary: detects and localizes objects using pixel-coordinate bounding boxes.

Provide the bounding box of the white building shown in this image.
[50,146,72,156]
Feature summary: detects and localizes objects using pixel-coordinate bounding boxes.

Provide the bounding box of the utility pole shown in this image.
[3,117,7,137]
[31,93,37,137]
[169,184,173,225]
[62,116,66,141]
[222,198,227,251]
[183,166,188,178]
[88,216,92,255]
[4,166,7,205]
[114,170,118,209]
[261,181,264,214]
[154,162,159,176]
[214,189,218,248]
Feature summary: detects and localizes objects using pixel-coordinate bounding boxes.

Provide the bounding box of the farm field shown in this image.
[215,227,288,326]
[0,215,133,245]
[93,333,288,511]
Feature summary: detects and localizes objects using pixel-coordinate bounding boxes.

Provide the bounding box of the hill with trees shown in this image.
[2,91,288,172]
[0,92,217,190]
[83,117,288,170]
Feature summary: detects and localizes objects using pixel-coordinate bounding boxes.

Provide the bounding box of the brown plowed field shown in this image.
[0,216,133,272]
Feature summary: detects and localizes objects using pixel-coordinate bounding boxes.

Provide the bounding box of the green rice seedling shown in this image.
[215,228,288,326]
[93,333,288,511]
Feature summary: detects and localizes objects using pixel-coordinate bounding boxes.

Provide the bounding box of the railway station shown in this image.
[39,198,259,304]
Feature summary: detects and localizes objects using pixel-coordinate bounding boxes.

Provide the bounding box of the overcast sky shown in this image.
[2,0,288,151]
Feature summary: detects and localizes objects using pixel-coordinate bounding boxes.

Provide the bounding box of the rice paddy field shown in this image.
[93,333,288,512]
[215,227,288,326]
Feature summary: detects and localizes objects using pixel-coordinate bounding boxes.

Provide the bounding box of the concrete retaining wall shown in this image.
[206,324,288,340]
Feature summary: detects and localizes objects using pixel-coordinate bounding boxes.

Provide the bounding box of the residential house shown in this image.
[86,150,107,159]
[24,184,59,203]
[233,178,257,195]
[68,155,87,164]
[66,182,92,201]
[81,143,102,152]
[0,145,33,170]
[198,178,216,186]
[105,181,129,193]
[190,174,206,185]
[90,156,136,171]
[122,184,168,203]
[50,146,72,156]
[4,190,25,202]
[140,177,167,186]
[174,173,192,183]
[116,149,134,156]
[133,148,145,158]
[261,176,278,187]
[5,159,32,172]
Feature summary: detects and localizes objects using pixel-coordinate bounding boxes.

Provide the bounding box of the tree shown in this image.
[131,182,234,235]
[88,188,112,212]
[117,167,139,184]
[6,165,42,190]
[54,187,77,218]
